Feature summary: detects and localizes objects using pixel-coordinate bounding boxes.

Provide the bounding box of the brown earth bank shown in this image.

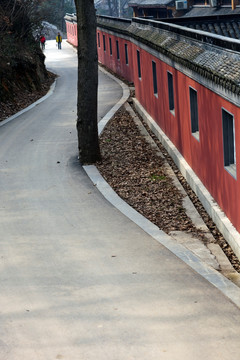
[0,25,55,121]
[96,105,240,273]
[0,71,56,122]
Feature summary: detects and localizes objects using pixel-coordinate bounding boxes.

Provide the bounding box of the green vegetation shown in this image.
[150,174,167,181]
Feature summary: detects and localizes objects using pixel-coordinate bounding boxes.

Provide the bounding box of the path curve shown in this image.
[0,40,240,360]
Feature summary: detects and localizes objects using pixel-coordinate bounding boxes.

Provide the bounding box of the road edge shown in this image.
[0,79,57,128]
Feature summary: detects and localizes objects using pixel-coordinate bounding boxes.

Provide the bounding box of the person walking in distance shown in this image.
[40,35,46,50]
[56,32,62,49]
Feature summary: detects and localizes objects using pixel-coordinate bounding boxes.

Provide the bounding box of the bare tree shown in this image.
[37,0,76,32]
[95,0,131,17]
[0,0,41,38]
[0,0,48,103]
[74,0,101,164]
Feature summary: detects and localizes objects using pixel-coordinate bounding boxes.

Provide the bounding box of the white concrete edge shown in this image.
[98,66,130,135]
[0,79,57,127]
[132,98,240,262]
[82,69,240,308]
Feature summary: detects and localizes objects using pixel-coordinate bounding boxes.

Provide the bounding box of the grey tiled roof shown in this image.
[183,6,240,17]
[194,51,240,84]
[97,16,240,95]
[177,7,240,39]
[129,0,173,6]
[187,20,240,39]
[156,6,240,40]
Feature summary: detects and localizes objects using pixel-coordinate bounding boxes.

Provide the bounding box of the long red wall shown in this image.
[97,31,134,83]
[66,21,78,47]
[65,20,240,234]
[97,29,240,232]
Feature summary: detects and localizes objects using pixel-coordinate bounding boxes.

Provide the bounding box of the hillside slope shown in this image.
[0,0,50,115]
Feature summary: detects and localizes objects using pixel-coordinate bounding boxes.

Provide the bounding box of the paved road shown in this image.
[0,40,240,360]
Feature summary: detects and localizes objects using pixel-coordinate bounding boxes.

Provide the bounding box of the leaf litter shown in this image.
[96,106,240,273]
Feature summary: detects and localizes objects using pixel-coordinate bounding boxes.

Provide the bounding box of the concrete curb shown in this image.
[0,80,57,127]
[83,70,240,309]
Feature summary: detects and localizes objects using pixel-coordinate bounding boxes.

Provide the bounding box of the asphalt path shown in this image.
[0,40,240,360]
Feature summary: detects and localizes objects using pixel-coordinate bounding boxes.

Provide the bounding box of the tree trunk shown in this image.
[107,0,113,16]
[61,0,65,31]
[74,0,101,164]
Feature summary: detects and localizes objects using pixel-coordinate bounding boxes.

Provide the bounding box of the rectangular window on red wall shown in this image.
[189,87,199,141]
[116,40,120,60]
[109,38,112,55]
[137,50,141,79]
[125,44,129,65]
[152,61,158,96]
[222,108,236,178]
[98,33,100,48]
[103,34,106,51]
[167,71,175,113]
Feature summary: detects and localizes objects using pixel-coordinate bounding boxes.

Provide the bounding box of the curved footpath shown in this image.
[0,40,239,360]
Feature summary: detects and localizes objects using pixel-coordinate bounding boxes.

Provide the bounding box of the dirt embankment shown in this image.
[0,26,55,121]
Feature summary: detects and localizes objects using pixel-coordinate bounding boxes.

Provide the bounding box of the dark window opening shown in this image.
[152,61,158,95]
[103,34,106,51]
[109,38,112,55]
[116,40,120,60]
[222,109,235,168]
[137,50,141,79]
[125,44,129,65]
[189,87,199,134]
[98,33,100,48]
[168,71,174,112]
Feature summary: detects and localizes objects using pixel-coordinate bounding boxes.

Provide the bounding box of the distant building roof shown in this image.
[162,6,240,39]
[129,0,174,7]
[183,5,240,17]
[155,5,240,39]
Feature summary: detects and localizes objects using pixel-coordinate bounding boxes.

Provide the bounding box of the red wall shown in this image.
[66,23,240,233]
[132,47,240,230]
[66,21,78,47]
[97,29,240,232]
[97,31,134,83]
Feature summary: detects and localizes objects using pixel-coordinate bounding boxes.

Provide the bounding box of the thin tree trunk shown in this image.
[61,0,65,31]
[74,0,101,164]
[107,0,113,16]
